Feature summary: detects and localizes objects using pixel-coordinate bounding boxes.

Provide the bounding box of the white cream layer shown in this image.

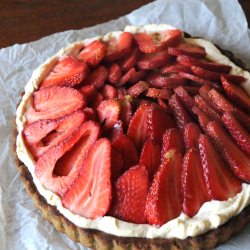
[16,24,250,240]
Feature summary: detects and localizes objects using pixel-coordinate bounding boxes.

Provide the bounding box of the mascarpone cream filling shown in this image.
[16,24,250,240]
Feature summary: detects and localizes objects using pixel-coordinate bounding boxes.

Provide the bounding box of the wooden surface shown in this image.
[0,0,249,49]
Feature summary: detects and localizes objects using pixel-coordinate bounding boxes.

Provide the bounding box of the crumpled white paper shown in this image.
[0,0,250,249]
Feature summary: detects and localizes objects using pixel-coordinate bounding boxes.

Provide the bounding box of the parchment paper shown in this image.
[1,0,250,249]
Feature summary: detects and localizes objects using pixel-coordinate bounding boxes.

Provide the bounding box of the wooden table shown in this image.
[0,0,249,48]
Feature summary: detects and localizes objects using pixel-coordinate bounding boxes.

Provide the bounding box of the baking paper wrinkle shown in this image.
[0,0,250,249]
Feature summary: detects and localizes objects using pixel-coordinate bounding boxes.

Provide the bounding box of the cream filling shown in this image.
[16,24,250,240]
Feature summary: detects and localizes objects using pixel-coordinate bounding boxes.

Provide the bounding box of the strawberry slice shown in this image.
[168,42,206,58]
[78,40,106,67]
[161,128,184,157]
[198,134,242,199]
[127,81,149,97]
[62,138,112,219]
[222,112,250,155]
[161,62,192,74]
[147,104,175,145]
[112,132,138,171]
[182,86,199,95]
[104,32,133,62]
[118,47,140,72]
[108,63,122,85]
[128,70,146,84]
[40,56,89,88]
[221,74,246,85]
[79,84,97,104]
[207,121,250,182]
[137,50,172,70]
[146,72,188,88]
[174,86,196,109]
[221,75,250,112]
[101,84,118,100]
[109,165,149,223]
[134,29,182,53]
[157,98,170,110]
[118,67,136,86]
[97,99,120,131]
[192,106,211,132]
[182,148,210,217]
[92,92,104,109]
[127,104,150,151]
[83,107,97,121]
[139,139,161,181]
[169,94,192,129]
[111,148,124,182]
[35,120,97,196]
[183,123,201,150]
[145,149,182,226]
[26,86,85,123]
[118,95,133,129]
[177,55,232,73]
[84,65,108,89]
[117,88,128,98]
[146,88,171,100]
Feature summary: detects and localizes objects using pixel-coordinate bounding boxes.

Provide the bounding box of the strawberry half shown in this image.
[62,138,112,219]
[222,112,250,155]
[182,148,210,217]
[198,134,242,200]
[127,81,149,97]
[26,86,85,123]
[104,32,133,62]
[78,40,106,67]
[168,42,206,58]
[134,29,182,53]
[40,56,89,88]
[108,63,122,85]
[183,123,201,150]
[139,139,161,181]
[109,165,149,224]
[207,121,250,182]
[145,149,182,226]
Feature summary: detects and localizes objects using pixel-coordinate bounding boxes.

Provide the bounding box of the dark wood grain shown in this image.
[0,0,249,48]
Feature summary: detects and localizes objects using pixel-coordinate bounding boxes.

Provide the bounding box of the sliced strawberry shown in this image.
[183,123,201,150]
[35,120,96,196]
[207,121,250,182]
[84,65,108,89]
[118,67,136,86]
[222,112,250,155]
[198,134,242,199]
[139,139,161,181]
[108,63,122,85]
[127,81,149,97]
[182,86,200,95]
[118,95,133,129]
[62,138,112,219]
[168,42,206,58]
[174,86,195,109]
[40,56,89,88]
[53,121,100,178]
[169,94,192,129]
[92,92,104,109]
[118,47,140,72]
[194,95,221,122]
[161,62,192,74]
[111,148,124,182]
[117,88,128,98]
[146,88,171,100]
[221,73,246,85]
[83,107,97,121]
[128,70,146,84]
[137,50,172,70]
[147,104,175,145]
[192,106,211,132]
[157,98,170,110]
[146,72,188,88]
[109,165,149,223]
[97,99,120,131]
[177,55,232,73]
[182,148,210,217]
[161,128,184,157]
[26,86,85,123]
[127,104,150,151]
[134,29,182,53]
[179,72,220,90]
[79,84,97,104]
[104,32,133,62]
[78,40,106,67]
[112,132,138,171]
[221,75,250,112]
[145,149,182,226]
[101,84,118,100]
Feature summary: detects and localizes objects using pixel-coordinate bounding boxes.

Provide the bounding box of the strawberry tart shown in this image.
[15,24,250,249]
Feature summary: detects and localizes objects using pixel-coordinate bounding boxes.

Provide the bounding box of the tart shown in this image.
[15,24,250,249]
